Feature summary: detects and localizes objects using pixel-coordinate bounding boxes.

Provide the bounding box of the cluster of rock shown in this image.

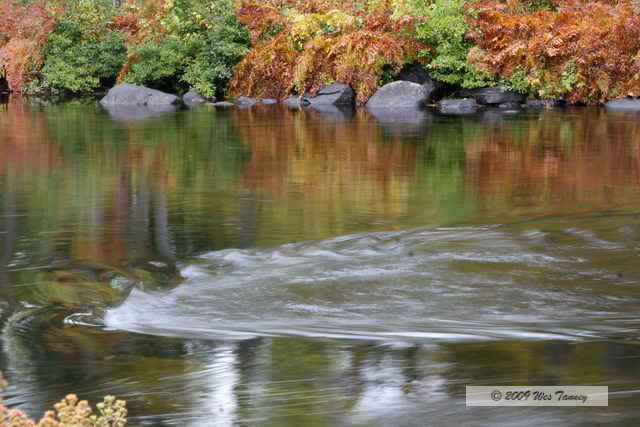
[100,64,640,119]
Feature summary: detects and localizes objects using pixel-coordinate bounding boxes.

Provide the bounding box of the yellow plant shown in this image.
[0,372,127,426]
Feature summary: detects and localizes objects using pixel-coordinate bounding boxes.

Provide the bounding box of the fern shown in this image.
[468,0,640,103]
[228,0,428,103]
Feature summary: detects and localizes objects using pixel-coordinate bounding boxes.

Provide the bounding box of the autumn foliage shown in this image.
[467,0,640,103]
[0,0,58,93]
[228,0,429,103]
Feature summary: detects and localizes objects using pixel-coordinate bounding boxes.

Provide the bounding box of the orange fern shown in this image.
[467,0,640,103]
[229,0,428,103]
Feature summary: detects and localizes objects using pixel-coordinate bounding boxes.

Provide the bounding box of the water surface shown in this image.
[0,98,639,425]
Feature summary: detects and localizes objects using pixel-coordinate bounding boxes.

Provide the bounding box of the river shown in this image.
[0,98,638,425]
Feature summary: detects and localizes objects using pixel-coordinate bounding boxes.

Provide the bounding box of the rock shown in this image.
[262,98,278,104]
[283,96,310,108]
[458,86,525,105]
[437,98,478,114]
[182,90,207,107]
[211,101,234,107]
[303,82,355,105]
[366,81,430,108]
[100,84,181,107]
[525,99,556,108]
[395,63,446,101]
[498,101,522,109]
[235,96,257,106]
[604,98,640,111]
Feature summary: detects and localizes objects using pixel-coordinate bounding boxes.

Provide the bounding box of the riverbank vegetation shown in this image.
[0,0,639,103]
[0,372,127,426]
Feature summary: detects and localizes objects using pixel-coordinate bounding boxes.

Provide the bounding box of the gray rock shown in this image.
[458,86,525,105]
[304,83,355,105]
[235,96,257,106]
[395,63,446,101]
[605,99,640,111]
[261,98,278,104]
[100,84,181,106]
[437,98,478,114]
[366,81,430,108]
[525,99,557,108]
[183,90,206,107]
[283,96,310,108]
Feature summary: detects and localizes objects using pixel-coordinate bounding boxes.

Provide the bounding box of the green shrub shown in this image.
[397,0,495,88]
[121,35,195,94]
[119,0,249,98]
[37,0,126,94]
[181,4,249,99]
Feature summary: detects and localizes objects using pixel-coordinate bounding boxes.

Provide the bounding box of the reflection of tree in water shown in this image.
[465,108,640,211]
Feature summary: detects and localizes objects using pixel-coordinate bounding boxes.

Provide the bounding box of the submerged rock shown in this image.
[304,83,355,105]
[283,96,310,108]
[100,84,181,107]
[235,96,257,107]
[604,98,640,111]
[366,81,430,108]
[458,86,525,106]
[182,90,207,107]
[437,98,478,114]
[211,101,234,107]
[498,101,522,109]
[525,99,557,108]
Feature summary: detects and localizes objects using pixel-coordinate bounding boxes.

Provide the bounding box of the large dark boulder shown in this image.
[304,83,355,105]
[458,86,525,106]
[437,98,478,114]
[395,63,445,101]
[395,63,431,85]
[605,99,640,111]
[100,84,181,106]
[183,90,206,107]
[366,81,430,108]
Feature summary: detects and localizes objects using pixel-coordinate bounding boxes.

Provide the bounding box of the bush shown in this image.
[0,0,57,93]
[467,0,640,103]
[37,0,127,94]
[228,0,429,103]
[396,0,495,88]
[116,0,249,98]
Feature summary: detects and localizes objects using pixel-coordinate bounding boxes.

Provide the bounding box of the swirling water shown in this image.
[0,99,639,425]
